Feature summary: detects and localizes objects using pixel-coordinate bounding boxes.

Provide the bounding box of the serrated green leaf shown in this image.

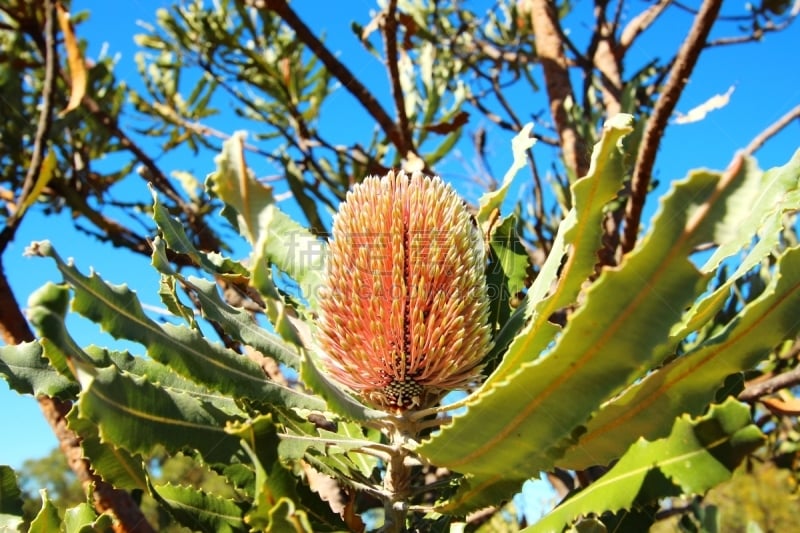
[703,150,800,271]
[277,425,378,462]
[151,191,248,276]
[477,123,536,222]
[658,152,800,356]
[32,242,324,412]
[0,341,76,398]
[560,244,800,469]
[63,502,101,533]
[28,490,61,533]
[151,483,245,532]
[152,234,302,369]
[300,350,385,422]
[65,409,148,492]
[436,474,524,515]
[416,153,753,479]
[483,114,633,390]
[205,135,324,322]
[255,203,326,309]
[157,274,198,328]
[228,415,304,528]
[78,367,243,463]
[525,400,763,532]
[0,465,23,519]
[26,282,94,378]
[205,132,274,245]
[185,275,301,369]
[265,498,313,533]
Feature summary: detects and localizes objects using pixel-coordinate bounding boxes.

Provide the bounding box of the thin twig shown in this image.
[383,0,412,155]
[743,104,800,156]
[619,0,673,53]
[739,367,800,402]
[0,0,57,253]
[620,0,723,253]
[261,0,405,151]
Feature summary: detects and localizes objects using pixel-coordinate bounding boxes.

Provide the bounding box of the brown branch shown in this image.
[739,367,800,402]
[619,0,673,53]
[382,0,412,155]
[259,0,405,151]
[620,0,723,253]
[592,0,623,117]
[0,0,57,254]
[528,0,588,178]
[743,104,800,156]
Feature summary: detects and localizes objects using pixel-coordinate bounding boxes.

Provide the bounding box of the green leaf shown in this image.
[255,201,326,309]
[31,241,324,412]
[65,410,148,492]
[436,474,525,515]
[265,498,314,533]
[227,415,305,528]
[15,150,56,220]
[185,275,301,369]
[0,341,76,398]
[0,465,23,525]
[525,399,764,532]
[151,234,303,369]
[28,490,61,533]
[151,191,248,276]
[206,134,325,316]
[83,346,244,416]
[487,214,530,299]
[63,502,110,533]
[559,244,800,469]
[476,123,536,222]
[157,274,198,328]
[416,151,754,479]
[150,483,246,532]
[205,132,274,245]
[300,350,385,422]
[78,366,243,463]
[483,114,633,390]
[702,150,800,271]
[659,152,800,356]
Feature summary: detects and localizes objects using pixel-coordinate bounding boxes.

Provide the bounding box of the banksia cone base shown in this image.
[317,171,493,412]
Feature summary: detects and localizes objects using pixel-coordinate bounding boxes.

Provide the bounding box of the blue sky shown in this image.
[1,0,798,487]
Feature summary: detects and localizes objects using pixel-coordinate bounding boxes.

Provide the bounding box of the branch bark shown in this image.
[0,0,57,254]
[260,0,407,153]
[739,367,800,402]
[528,0,589,178]
[382,0,412,156]
[620,0,723,254]
[743,104,800,156]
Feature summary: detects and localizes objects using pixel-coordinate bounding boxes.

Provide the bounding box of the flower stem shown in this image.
[382,426,413,532]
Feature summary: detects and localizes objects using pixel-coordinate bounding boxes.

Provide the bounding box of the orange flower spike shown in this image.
[318,171,493,412]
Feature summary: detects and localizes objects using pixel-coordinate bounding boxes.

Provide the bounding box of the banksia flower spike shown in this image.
[317,170,493,412]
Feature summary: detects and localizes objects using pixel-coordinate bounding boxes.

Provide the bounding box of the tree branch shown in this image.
[0,0,57,254]
[743,104,800,156]
[619,0,673,53]
[739,368,800,402]
[620,0,723,253]
[528,0,589,178]
[382,0,412,156]
[259,0,406,152]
